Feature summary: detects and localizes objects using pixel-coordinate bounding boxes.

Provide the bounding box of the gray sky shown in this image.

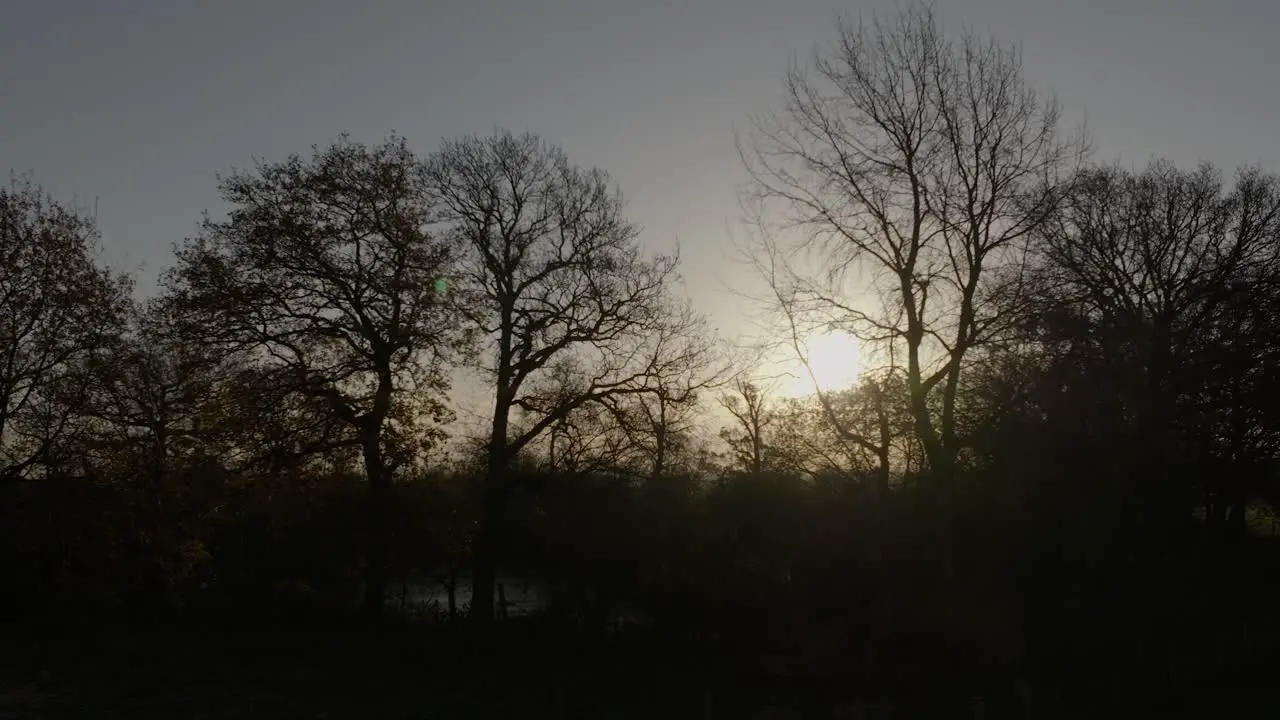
[3,0,1278,382]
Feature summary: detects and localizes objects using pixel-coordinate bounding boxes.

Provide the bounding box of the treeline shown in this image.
[4,3,1280,711]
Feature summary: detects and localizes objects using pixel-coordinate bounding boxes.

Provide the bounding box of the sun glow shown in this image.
[782,331,866,398]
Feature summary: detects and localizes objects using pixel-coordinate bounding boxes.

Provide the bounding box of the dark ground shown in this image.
[0,613,1000,719]
[5,614,1280,720]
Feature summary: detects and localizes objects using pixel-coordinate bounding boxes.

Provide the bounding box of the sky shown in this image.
[3,0,1278,433]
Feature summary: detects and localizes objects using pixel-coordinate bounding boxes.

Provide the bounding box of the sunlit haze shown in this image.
[778,332,866,398]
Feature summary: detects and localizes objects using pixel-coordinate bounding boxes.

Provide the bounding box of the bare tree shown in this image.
[79,303,218,469]
[771,371,916,494]
[762,256,914,494]
[161,136,467,619]
[1037,162,1279,388]
[0,176,132,482]
[542,401,632,477]
[426,130,706,620]
[531,301,726,481]
[1034,160,1280,539]
[593,299,729,480]
[768,393,863,480]
[740,3,1085,484]
[719,377,777,476]
[604,384,705,481]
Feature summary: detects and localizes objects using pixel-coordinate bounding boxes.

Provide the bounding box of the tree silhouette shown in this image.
[0,175,132,483]
[741,3,1086,488]
[161,136,467,618]
[719,378,776,476]
[769,372,916,493]
[1032,160,1280,542]
[425,130,707,621]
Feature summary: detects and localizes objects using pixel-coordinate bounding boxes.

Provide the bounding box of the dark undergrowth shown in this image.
[4,610,1279,720]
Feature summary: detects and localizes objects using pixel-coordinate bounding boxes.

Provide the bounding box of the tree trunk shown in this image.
[876,447,891,496]
[907,381,949,480]
[470,475,499,622]
[473,305,515,623]
[875,394,892,496]
[652,397,669,480]
[907,378,957,578]
[653,428,667,480]
[446,569,457,620]
[1207,494,1228,541]
[361,426,389,621]
[1225,501,1248,544]
[471,408,511,622]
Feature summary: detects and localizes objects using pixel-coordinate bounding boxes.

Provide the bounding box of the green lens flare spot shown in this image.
[434,278,447,295]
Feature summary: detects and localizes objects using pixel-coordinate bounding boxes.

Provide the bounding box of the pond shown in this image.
[387,575,547,617]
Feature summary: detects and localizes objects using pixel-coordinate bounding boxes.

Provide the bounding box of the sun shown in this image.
[783,331,865,397]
